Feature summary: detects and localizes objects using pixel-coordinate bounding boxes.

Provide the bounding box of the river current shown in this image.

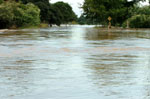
[0,25,150,99]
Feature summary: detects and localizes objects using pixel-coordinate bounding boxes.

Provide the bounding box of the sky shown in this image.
[50,0,149,17]
[50,0,84,17]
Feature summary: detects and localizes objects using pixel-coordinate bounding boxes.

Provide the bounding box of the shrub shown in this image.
[14,3,40,27]
[0,2,15,28]
[0,1,40,29]
[123,15,150,28]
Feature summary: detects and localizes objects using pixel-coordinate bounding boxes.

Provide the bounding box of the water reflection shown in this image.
[0,25,150,99]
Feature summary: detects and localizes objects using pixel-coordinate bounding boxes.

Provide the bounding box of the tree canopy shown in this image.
[82,0,146,25]
[52,2,77,24]
[20,0,51,22]
[0,0,77,28]
[20,0,77,26]
[0,1,40,29]
[122,5,150,28]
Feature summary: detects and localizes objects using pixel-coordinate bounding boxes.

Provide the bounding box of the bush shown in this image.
[123,15,150,28]
[0,1,40,29]
[14,3,41,27]
[0,2,15,28]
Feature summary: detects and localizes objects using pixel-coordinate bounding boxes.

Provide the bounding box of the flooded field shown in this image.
[0,25,150,99]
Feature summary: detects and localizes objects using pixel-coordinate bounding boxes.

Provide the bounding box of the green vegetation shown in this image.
[0,1,40,29]
[78,14,96,25]
[122,6,150,28]
[0,0,77,29]
[1,0,150,28]
[81,0,150,28]
[20,0,77,26]
[52,2,77,25]
[126,15,150,28]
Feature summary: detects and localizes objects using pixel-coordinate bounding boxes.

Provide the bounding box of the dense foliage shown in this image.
[20,0,77,26]
[131,6,150,16]
[82,0,146,26]
[0,0,77,29]
[0,1,40,29]
[21,0,52,23]
[52,2,77,24]
[123,6,150,28]
[128,15,150,28]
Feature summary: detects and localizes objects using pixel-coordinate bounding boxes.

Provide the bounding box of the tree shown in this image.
[0,1,40,28]
[133,6,150,15]
[122,5,150,28]
[0,2,14,28]
[20,0,51,23]
[20,0,77,26]
[52,2,77,24]
[78,14,95,25]
[14,3,40,27]
[82,0,146,25]
[20,0,49,4]
[49,4,63,26]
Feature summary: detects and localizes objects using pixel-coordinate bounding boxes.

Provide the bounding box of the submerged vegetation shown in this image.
[0,0,77,29]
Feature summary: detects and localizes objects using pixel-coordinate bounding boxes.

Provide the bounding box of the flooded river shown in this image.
[0,25,150,99]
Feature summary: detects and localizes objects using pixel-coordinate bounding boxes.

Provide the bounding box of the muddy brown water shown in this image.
[0,25,150,99]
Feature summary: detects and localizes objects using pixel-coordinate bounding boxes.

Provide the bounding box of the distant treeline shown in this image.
[0,0,77,29]
[79,0,150,28]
